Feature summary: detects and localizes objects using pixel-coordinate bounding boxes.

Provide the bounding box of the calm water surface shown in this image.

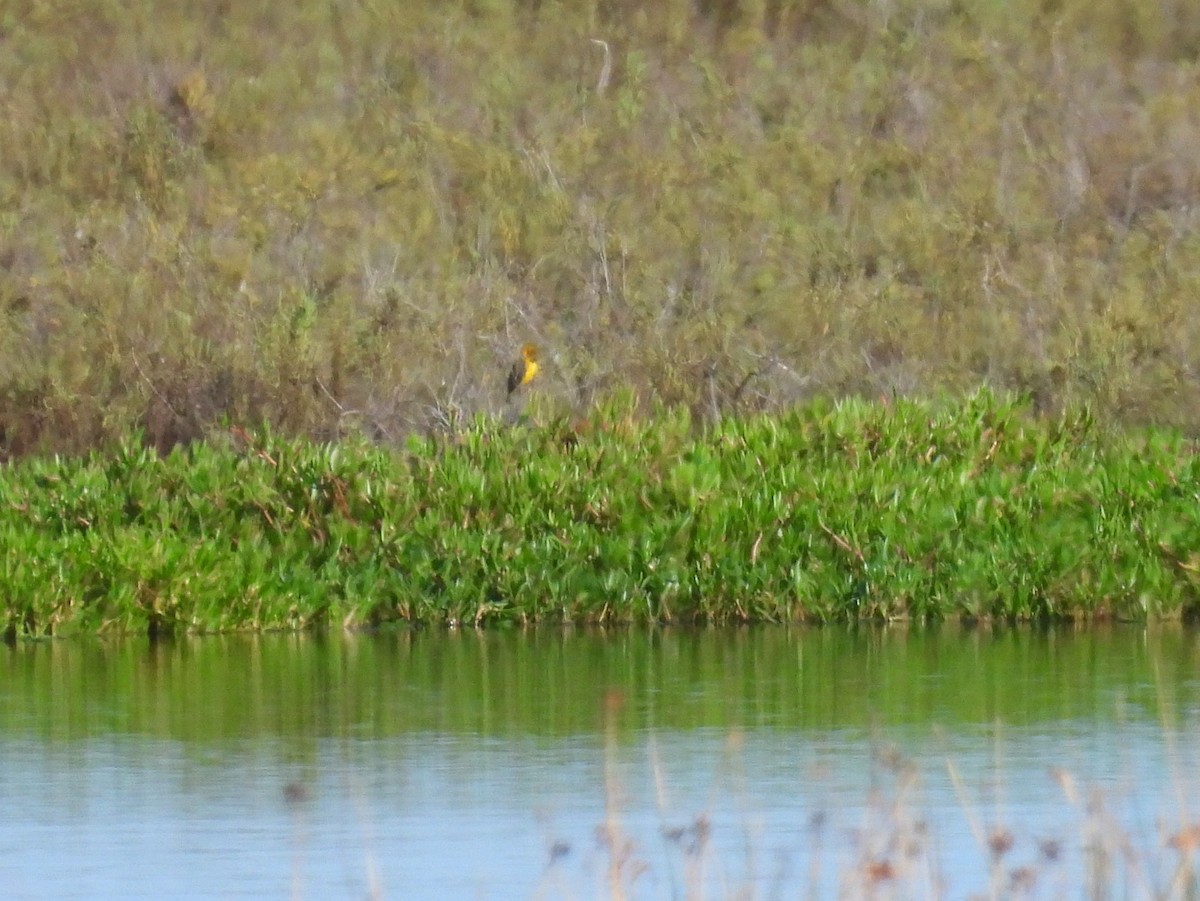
[2,626,1198,899]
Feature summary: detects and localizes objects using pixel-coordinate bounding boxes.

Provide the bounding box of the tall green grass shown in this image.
[2,393,1198,637]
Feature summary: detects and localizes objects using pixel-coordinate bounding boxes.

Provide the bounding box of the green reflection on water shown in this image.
[2,626,1197,743]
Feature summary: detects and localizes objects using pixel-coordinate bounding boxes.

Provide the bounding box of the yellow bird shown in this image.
[506,343,540,398]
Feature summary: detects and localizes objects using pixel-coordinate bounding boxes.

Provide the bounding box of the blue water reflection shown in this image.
[2,720,1197,898]
[1,628,1197,899]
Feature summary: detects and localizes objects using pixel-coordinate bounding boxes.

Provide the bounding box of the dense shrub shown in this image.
[4,1,1200,457]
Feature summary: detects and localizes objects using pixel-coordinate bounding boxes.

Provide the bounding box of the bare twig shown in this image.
[130,352,183,423]
[590,39,612,96]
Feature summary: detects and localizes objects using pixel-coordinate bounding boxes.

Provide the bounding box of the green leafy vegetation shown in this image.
[2,392,1198,636]
[5,1,1200,457]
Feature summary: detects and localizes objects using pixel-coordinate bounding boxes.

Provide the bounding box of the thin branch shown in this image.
[590,39,612,97]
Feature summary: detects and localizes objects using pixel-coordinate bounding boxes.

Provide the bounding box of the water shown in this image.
[1,626,1198,899]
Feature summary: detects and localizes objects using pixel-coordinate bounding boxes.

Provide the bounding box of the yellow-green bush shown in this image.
[5,0,1200,456]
